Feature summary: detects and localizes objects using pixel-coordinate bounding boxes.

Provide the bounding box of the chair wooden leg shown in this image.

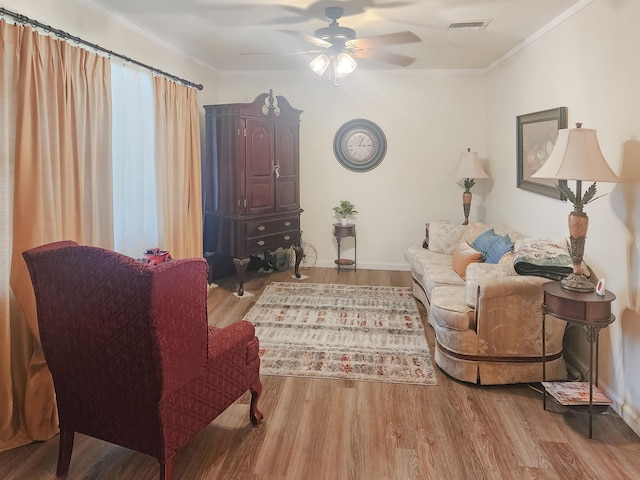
[250,380,264,425]
[56,429,74,477]
[159,457,174,480]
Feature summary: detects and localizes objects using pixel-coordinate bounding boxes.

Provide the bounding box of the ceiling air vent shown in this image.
[448,21,491,31]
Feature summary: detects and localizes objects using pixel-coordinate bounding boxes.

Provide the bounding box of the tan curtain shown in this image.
[153,77,202,259]
[0,20,19,451]
[0,21,112,451]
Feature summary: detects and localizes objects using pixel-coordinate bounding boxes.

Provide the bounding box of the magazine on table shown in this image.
[542,381,613,406]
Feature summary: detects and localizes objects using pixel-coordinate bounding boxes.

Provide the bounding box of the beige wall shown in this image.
[4,0,639,435]
[216,71,488,270]
[486,0,640,434]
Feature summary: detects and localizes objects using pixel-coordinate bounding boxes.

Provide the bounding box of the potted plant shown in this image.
[333,200,358,226]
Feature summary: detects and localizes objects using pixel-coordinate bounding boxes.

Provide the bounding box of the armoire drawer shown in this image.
[245,231,299,254]
[246,216,299,237]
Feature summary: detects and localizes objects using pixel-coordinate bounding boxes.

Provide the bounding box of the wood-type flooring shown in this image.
[1,267,639,479]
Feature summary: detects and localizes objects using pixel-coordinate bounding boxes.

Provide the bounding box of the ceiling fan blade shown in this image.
[347,31,420,49]
[241,49,322,56]
[262,16,313,26]
[353,49,416,67]
[278,29,332,48]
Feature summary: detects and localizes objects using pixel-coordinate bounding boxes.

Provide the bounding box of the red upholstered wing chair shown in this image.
[23,241,263,480]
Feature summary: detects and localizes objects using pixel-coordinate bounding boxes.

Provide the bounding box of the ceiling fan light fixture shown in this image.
[335,52,357,78]
[309,53,330,76]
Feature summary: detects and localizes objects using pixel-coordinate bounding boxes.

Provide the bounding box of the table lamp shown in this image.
[450,148,489,225]
[532,123,619,292]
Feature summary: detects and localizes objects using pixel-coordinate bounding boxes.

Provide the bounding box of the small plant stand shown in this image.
[333,223,356,273]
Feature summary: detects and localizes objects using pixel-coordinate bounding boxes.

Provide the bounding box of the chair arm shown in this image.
[477,274,548,301]
[207,320,258,366]
[475,276,565,357]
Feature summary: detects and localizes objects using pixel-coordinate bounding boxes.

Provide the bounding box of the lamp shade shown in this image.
[309,54,330,76]
[450,148,489,179]
[532,126,618,182]
[335,52,357,78]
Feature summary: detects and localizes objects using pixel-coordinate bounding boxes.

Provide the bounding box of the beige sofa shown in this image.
[405,221,568,385]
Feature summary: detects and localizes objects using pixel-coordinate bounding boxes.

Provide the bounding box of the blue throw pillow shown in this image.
[470,229,500,258]
[485,234,514,264]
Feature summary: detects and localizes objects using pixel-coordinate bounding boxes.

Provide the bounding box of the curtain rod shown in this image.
[0,7,204,91]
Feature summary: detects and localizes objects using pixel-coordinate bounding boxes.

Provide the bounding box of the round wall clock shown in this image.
[333,118,387,172]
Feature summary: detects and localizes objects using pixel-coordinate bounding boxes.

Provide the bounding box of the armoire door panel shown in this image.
[275,122,298,177]
[276,178,299,211]
[245,118,275,214]
[246,123,274,176]
[275,121,299,211]
[248,180,275,215]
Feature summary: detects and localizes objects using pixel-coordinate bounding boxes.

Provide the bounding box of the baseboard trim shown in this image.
[622,404,640,438]
[315,260,411,271]
[564,348,640,437]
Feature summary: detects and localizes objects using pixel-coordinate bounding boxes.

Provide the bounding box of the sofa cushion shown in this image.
[431,286,475,331]
[422,264,466,294]
[452,241,483,279]
[428,221,466,254]
[485,234,514,264]
[404,245,451,278]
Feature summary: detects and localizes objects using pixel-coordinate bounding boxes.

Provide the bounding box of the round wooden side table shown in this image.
[541,281,616,438]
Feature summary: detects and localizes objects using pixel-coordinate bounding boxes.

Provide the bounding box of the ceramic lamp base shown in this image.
[561,272,595,293]
[462,191,472,225]
[563,210,593,292]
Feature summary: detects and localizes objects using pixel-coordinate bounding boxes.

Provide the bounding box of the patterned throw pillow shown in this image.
[451,241,483,279]
[485,234,514,264]
[470,228,500,258]
[428,221,466,255]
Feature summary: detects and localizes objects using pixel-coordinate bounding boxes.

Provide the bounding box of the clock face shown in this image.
[345,130,375,162]
[334,119,386,172]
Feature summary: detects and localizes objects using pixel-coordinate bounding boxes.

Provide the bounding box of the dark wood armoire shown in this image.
[202,90,303,295]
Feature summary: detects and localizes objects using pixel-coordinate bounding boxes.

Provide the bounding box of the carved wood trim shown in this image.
[437,341,563,364]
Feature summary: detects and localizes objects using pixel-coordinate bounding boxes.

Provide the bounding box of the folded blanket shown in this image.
[513,239,573,281]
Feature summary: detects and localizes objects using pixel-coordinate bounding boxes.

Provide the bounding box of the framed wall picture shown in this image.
[516,107,568,200]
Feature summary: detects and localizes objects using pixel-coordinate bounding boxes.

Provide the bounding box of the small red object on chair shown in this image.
[23,241,263,480]
[143,247,172,265]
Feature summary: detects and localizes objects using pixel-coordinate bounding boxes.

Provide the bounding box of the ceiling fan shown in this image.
[264,0,413,25]
[277,6,420,83]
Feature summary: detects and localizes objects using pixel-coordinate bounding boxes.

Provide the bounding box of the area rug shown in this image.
[243,282,437,385]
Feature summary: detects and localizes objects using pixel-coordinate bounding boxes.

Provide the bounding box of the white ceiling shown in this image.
[86,0,581,72]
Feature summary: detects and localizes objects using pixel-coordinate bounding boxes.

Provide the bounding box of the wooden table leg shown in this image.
[293,246,303,279]
[542,307,547,411]
[232,257,250,296]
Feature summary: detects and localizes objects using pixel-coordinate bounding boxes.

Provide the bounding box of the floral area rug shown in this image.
[243,282,437,385]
